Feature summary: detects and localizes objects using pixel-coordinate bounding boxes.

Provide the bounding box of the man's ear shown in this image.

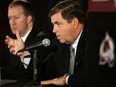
[27,15,32,24]
[72,18,79,29]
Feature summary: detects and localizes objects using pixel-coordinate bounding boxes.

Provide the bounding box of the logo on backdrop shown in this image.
[115,0,116,7]
[99,32,115,68]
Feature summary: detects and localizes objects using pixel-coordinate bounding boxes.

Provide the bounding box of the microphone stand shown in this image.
[24,50,44,87]
[33,50,37,81]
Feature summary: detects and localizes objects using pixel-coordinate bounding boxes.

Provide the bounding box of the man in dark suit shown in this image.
[0,0,51,83]
[41,0,86,87]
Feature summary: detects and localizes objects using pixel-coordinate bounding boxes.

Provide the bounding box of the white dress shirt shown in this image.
[21,28,32,69]
[65,29,83,85]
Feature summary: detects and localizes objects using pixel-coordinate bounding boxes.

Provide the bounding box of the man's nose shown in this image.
[52,26,58,33]
[10,18,16,25]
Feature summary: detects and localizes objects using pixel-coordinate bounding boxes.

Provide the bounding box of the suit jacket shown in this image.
[46,28,87,87]
[0,26,52,82]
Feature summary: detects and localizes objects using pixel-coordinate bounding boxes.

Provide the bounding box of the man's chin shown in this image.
[59,39,65,44]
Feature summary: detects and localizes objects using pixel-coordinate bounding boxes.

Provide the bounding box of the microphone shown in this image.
[17,38,50,52]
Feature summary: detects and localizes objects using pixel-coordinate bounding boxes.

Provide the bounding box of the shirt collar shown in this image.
[71,29,83,54]
[21,27,32,42]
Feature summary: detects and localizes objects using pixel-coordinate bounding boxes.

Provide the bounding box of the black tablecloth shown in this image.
[0,80,45,87]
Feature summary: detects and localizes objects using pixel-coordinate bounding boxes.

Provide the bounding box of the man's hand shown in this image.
[5,31,25,57]
[41,74,67,86]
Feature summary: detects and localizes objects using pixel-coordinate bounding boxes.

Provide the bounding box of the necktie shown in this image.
[69,46,75,74]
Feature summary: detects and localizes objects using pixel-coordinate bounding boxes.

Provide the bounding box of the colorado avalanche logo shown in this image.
[99,32,115,68]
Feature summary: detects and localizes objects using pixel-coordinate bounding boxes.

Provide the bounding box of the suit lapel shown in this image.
[74,28,86,73]
[24,27,42,46]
